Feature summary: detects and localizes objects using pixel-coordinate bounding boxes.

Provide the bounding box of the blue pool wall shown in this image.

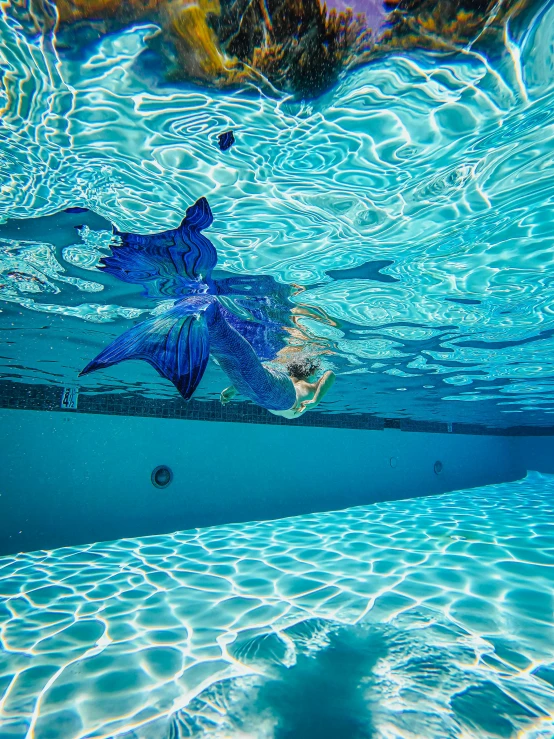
[515,437,554,474]
[2,408,548,556]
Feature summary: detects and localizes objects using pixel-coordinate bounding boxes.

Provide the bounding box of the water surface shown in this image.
[1,1,554,425]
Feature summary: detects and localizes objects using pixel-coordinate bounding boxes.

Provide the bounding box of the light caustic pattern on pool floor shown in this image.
[1,473,553,738]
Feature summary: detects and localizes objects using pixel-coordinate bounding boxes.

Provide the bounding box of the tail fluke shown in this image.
[80,302,211,401]
[103,197,217,298]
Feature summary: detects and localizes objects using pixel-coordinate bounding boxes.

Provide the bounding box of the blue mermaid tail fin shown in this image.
[102,197,217,298]
[79,301,211,401]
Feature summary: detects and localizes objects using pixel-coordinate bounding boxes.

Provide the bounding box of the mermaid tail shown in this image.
[80,196,296,408]
[222,310,284,361]
[102,197,217,298]
[79,299,212,401]
[208,302,296,411]
[79,296,294,408]
[101,195,292,355]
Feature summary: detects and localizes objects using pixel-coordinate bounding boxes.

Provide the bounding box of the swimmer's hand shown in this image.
[297,398,317,414]
[220,385,237,405]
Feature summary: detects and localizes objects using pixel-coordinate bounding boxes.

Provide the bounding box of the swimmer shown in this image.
[80,197,335,419]
[220,356,335,418]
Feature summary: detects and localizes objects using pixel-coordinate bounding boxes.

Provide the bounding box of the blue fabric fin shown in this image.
[79,302,211,401]
[103,197,217,298]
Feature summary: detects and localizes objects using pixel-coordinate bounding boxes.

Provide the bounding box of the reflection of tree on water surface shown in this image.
[25,0,536,97]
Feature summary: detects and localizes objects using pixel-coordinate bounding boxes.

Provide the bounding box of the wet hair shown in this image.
[286,357,320,381]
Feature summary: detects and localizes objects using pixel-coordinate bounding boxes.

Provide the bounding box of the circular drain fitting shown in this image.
[434,460,443,475]
[151,465,173,488]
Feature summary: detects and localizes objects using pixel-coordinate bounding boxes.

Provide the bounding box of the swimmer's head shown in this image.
[286,357,320,381]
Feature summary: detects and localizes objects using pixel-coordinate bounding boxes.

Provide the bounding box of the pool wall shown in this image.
[515,437,554,473]
[1,408,543,556]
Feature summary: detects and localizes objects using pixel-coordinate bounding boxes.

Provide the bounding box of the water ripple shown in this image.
[1,2,554,421]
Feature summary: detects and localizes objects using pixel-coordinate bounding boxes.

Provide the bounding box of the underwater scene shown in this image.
[1,0,554,737]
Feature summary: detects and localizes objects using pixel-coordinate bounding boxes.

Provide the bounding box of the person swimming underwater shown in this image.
[220,355,335,418]
[79,197,335,417]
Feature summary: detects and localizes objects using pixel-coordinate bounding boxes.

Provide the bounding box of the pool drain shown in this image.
[434,460,443,475]
[151,465,173,489]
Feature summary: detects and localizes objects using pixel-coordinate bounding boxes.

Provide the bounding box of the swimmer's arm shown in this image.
[220,385,237,405]
[298,371,335,412]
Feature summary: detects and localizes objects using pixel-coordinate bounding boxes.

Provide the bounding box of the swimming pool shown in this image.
[1,0,553,736]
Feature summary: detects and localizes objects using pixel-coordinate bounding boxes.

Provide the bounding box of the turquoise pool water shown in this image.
[1,0,554,425]
[1,473,553,738]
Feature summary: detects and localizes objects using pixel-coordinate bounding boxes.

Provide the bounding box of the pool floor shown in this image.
[1,473,553,738]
